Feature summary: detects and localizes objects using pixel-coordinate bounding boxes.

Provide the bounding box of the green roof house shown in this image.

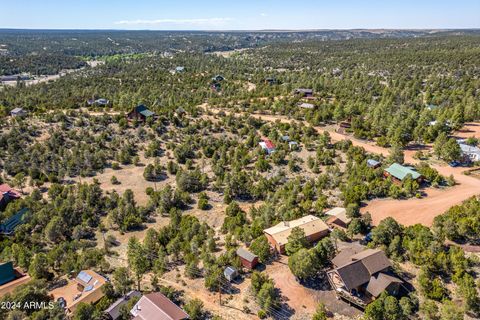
[127,104,155,123]
[384,163,422,182]
[0,262,16,286]
[0,208,29,235]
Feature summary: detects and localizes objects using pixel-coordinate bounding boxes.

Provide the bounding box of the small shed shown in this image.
[298,102,315,109]
[236,247,259,269]
[367,159,381,169]
[10,108,27,117]
[176,66,185,73]
[294,88,313,97]
[223,266,238,282]
[289,141,299,150]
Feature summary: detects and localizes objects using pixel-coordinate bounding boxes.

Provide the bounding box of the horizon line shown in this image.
[1,27,480,32]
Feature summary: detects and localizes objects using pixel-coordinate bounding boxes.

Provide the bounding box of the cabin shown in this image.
[0,261,31,296]
[367,159,381,169]
[0,184,21,211]
[384,163,422,183]
[88,98,109,106]
[49,270,107,313]
[325,207,351,230]
[130,292,189,320]
[259,138,276,155]
[264,215,329,254]
[10,107,27,117]
[0,208,29,235]
[127,105,155,123]
[327,246,403,308]
[0,75,30,82]
[104,290,142,320]
[236,247,259,269]
[224,266,239,282]
[294,88,314,98]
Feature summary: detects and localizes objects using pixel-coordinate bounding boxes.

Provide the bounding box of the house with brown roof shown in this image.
[130,292,189,320]
[0,261,31,297]
[264,215,329,254]
[49,270,107,313]
[327,247,403,308]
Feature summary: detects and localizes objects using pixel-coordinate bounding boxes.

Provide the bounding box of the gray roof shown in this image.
[106,290,141,320]
[224,266,237,277]
[236,247,257,262]
[459,143,480,156]
[11,107,24,113]
[331,243,364,268]
[350,249,392,275]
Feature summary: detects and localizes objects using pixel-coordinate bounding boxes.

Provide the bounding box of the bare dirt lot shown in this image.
[266,256,362,319]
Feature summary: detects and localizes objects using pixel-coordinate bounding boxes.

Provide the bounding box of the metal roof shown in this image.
[236,247,257,262]
[385,163,421,180]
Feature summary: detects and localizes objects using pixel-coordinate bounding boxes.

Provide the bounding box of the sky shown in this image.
[1,0,479,30]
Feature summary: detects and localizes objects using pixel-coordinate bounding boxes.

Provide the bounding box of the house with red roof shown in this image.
[0,184,21,211]
[259,138,276,154]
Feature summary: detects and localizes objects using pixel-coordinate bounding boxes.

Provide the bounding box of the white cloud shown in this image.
[114,18,232,27]
[260,13,268,17]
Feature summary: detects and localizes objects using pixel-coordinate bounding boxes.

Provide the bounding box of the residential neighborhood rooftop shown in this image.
[384,163,421,181]
[264,215,329,246]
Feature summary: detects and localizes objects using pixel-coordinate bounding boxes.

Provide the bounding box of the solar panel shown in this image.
[77,271,92,284]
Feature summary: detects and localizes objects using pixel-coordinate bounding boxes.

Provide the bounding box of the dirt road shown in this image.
[208,108,480,226]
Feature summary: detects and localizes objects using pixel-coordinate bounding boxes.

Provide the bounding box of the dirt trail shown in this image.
[207,108,480,226]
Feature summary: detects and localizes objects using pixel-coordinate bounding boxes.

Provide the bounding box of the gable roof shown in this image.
[385,163,421,180]
[264,215,329,246]
[325,207,350,225]
[333,248,395,291]
[366,272,402,298]
[131,293,189,320]
[0,208,29,235]
[262,139,275,149]
[350,249,392,275]
[134,105,155,117]
[336,260,371,291]
[236,247,257,262]
[11,107,25,114]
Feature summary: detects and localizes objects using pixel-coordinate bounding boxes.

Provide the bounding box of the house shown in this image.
[264,215,329,254]
[0,184,21,210]
[224,266,238,282]
[384,163,422,183]
[95,98,109,106]
[105,290,142,320]
[298,102,315,109]
[325,207,351,230]
[367,159,381,169]
[0,75,30,82]
[259,138,276,154]
[10,107,27,117]
[127,105,155,123]
[49,270,107,313]
[130,292,189,320]
[236,247,259,269]
[327,246,403,308]
[0,208,29,235]
[175,66,185,73]
[0,261,31,296]
[212,75,225,82]
[458,143,480,163]
[289,141,299,150]
[294,88,314,98]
